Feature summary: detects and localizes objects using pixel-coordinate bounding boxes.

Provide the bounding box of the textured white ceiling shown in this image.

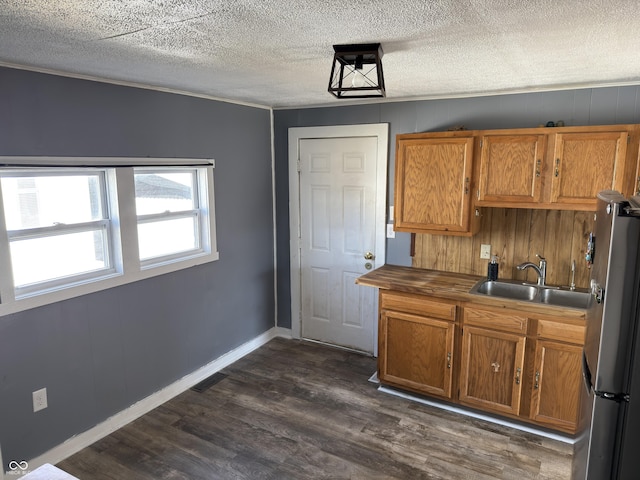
[2,0,640,108]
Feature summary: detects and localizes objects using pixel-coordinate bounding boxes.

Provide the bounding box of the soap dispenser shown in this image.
[488,255,499,281]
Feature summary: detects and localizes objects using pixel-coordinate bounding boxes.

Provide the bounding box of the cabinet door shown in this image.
[530,340,582,433]
[379,309,455,398]
[477,134,546,205]
[394,136,474,234]
[633,141,640,195]
[550,131,628,208]
[459,326,526,416]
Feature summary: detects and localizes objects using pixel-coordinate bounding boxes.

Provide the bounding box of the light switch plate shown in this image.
[386,224,395,238]
[480,244,491,260]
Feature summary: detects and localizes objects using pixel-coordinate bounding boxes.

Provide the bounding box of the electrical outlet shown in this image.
[386,223,395,238]
[480,244,491,260]
[32,387,48,412]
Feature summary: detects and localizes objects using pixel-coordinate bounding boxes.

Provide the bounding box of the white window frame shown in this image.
[134,167,212,269]
[0,157,218,317]
[4,168,117,299]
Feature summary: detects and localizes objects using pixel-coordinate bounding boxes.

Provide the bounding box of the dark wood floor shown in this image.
[58,338,573,479]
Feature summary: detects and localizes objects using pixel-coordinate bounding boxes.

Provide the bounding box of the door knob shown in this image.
[364,252,375,260]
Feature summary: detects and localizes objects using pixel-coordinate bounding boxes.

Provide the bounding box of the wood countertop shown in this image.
[356,264,586,320]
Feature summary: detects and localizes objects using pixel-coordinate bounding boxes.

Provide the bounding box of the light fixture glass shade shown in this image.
[351,70,366,88]
[328,43,385,99]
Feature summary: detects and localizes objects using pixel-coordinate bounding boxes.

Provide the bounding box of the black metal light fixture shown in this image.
[328,43,385,99]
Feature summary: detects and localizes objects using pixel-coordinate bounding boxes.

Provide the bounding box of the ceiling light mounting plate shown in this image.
[328,43,385,99]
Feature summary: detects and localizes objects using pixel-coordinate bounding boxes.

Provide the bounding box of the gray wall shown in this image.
[4,65,640,466]
[274,87,640,329]
[0,68,274,465]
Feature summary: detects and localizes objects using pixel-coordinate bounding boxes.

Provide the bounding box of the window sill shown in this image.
[0,250,219,317]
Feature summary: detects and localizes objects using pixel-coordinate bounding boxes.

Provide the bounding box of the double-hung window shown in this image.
[0,158,217,315]
[1,169,115,298]
[134,167,209,267]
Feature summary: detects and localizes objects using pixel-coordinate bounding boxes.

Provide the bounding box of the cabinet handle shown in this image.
[515,367,521,385]
[554,158,560,177]
[534,371,540,389]
[535,159,541,177]
[447,352,452,369]
[464,177,469,195]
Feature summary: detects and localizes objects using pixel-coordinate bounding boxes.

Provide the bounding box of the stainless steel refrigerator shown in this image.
[572,190,640,480]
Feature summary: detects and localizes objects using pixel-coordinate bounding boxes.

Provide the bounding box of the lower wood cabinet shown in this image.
[380,309,455,398]
[529,319,585,433]
[459,306,528,416]
[376,291,585,434]
[378,291,457,399]
[459,325,526,416]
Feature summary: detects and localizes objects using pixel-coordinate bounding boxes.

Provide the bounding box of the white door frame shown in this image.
[288,123,389,348]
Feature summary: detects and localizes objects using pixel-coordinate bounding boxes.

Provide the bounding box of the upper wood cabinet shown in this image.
[393,124,640,234]
[476,125,636,210]
[394,133,477,235]
[477,133,547,205]
[625,134,640,195]
[550,131,628,207]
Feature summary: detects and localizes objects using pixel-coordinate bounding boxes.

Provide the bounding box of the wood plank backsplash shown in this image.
[412,208,594,289]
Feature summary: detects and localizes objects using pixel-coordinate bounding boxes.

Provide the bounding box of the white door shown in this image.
[291,129,386,354]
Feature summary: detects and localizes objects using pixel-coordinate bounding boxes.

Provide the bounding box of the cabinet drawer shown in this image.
[536,319,585,344]
[380,291,456,321]
[463,307,527,334]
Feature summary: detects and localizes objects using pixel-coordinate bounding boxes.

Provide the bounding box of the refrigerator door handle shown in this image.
[582,349,593,394]
[590,279,604,304]
[593,390,630,402]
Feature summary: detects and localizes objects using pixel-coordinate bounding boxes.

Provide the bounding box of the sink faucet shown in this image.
[517,254,547,286]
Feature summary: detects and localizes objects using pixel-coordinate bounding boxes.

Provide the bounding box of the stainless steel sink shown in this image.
[472,280,538,301]
[469,279,591,309]
[538,288,591,309]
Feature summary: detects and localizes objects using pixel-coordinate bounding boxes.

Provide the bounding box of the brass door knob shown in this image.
[364,252,375,260]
